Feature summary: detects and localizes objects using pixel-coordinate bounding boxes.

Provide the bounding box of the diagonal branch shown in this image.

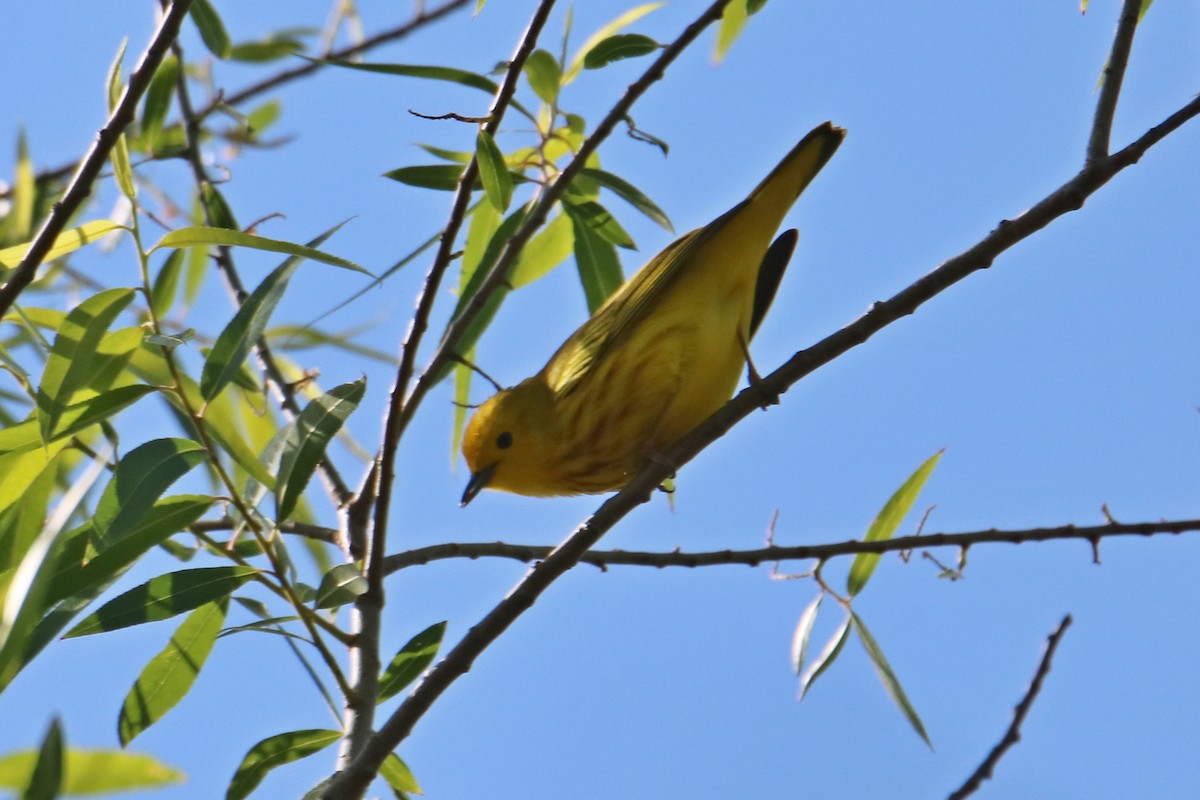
[381,517,1200,572]
[0,0,195,319]
[947,615,1073,800]
[1087,0,1142,163]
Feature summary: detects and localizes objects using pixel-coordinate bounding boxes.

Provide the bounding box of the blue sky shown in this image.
[1,1,1199,798]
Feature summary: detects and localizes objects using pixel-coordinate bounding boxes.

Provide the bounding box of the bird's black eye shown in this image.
[496,431,513,450]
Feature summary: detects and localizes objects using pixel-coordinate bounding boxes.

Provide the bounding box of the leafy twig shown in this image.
[0,0,195,318]
[947,615,1073,800]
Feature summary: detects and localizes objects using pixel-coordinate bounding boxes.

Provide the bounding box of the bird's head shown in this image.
[460,377,558,505]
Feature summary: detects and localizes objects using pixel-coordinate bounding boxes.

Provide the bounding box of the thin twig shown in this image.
[1087,0,1142,163]
[947,615,1073,800]
[0,0,195,318]
[381,518,1200,572]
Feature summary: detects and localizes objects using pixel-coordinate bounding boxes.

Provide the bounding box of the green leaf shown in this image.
[0,750,182,794]
[851,611,932,747]
[379,621,446,702]
[790,593,823,677]
[64,566,257,638]
[229,36,305,63]
[316,59,500,95]
[379,753,421,795]
[141,55,179,152]
[715,0,750,63]
[450,347,475,468]
[0,385,156,456]
[92,438,207,549]
[189,0,231,59]
[23,718,63,800]
[150,248,186,316]
[579,167,672,231]
[118,599,226,746]
[226,729,341,800]
[564,3,665,83]
[106,43,136,200]
[0,220,125,269]
[846,450,943,597]
[460,200,502,288]
[384,164,465,191]
[151,226,369,275]
[276,379,365,521]
[566,204,624,312]
[798,614,851,701]
[46,495,213,608]
[313,564,367,610]
[562,199,635,249]
[36,288,135,442]
[476,131,513,213]
[583,33,660,69]
[200,183,239,230]
[509,213,574,288]
[525,49,561,104]
[11,131,35,240]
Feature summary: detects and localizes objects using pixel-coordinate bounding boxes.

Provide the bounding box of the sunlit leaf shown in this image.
[798,614,851,700]
[0,220,125,270]
[0,748,183,794]
[562,199,635,249]
[226,729,341,800]
[276,379,365,522]
[312,564,367,610]
[0,385,155,456]
[65,566,257,637]
[791,592,823,676]
[525,49,561,104]
[476,130,513,213]
[579,167,672,231]
[379,752,421,795]
[141,55,179,152]
[847,451,942,597]
[118,599,226,746]
[91,438,208,549]
[564,3,665,83]
[151,226,368,275]
[509,213,574,288]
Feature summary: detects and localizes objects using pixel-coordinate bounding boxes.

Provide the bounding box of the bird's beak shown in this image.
[460,463,496,507]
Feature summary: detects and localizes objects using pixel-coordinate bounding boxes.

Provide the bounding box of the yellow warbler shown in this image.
[461,121,844,504]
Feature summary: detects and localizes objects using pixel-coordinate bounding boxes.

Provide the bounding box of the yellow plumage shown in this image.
[461,122,845,504]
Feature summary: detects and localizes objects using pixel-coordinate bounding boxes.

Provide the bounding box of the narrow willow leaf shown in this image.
[276,378,365,521]
[583,33,660,69]
[476,131,513,213]
[0,446,56,575]
[11,131,34,239]
[0,750,183,794]
[524,49,561,104]
[151,226,368,275]
[418,144,472,163]
[509,213,574,288]
[791,593,823,676]
[450,347,475,468]
[150,249,186,316]
[0,385,155,456]
[64,566,257,638]
[141,55,179,152]
[226,729,341,800]
[378,621,447,702]
[847,450,943,597]
[199,183,238,230]
[106,43,136,200]
[0,219,125,269]
[0,451,67,694]
[563,199,635,249]
[0,443,69,531]
[564,3,665,83]
[316,59,501,95]
[379,753,421,795]
[580,167,672,231]
[37,288,135,442]
[566,204,624,312]
[715,0,750,63]
[118,599,227,746]
[384,164,465,191]
[229,36,305,63]
[851,611,932,747]
[189,0,231,59]
[799,614,851,700]
[201,259,300,401]
[46,495,213,607]
[313,564,367,610]
[24,718,63,800]
[92,438,207,549]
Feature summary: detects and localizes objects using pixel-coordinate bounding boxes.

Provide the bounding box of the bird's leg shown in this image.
[738,330,779,409]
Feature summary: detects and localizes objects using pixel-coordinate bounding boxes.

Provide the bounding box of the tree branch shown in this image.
[0,0,194,318]
[1087,0,1141,163]
[947,615,1073,800]
[381,518,1200,572]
